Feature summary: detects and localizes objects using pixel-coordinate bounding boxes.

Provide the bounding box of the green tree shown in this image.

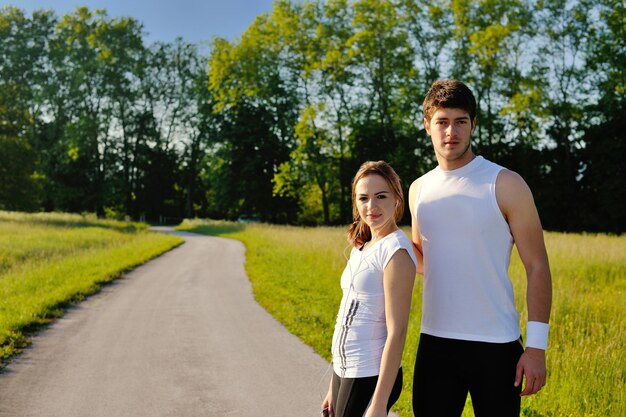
[267,0,346,224]
[0,135,40,211]
[42,7,146,216]
[449,0,534,161]
[100,16,146,219]
[400,0,451,87]
[133,39,210,221]
[0,7,55,210]
[346,0,422,205]
[274,104,340,224]
[1,1,622,233]
[315,0,357,220]
[578,0,626,232]
[208,8,300,222]
[180,53,220,219]
[0,7,56,138]
[527,0,594,230]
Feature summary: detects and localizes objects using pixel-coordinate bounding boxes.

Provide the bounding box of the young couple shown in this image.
[321,80,552,417]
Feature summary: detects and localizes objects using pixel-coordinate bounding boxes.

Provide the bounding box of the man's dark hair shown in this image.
[423,80,477,122]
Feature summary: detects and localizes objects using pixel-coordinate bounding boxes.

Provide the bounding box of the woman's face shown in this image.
[355,173,398,235]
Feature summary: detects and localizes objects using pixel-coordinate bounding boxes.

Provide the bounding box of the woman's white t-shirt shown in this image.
[331,229,417,378]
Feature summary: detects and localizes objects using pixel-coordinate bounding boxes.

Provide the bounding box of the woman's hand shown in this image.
[363,402,387,417]
[321,387,333,417]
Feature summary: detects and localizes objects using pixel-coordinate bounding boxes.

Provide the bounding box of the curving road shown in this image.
[0,228,332,417]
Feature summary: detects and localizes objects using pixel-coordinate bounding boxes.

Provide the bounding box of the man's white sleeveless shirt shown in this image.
[415,156,520,343]
[331,230,417,378]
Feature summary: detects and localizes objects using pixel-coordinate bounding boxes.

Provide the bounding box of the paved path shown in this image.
[0,228,332,417]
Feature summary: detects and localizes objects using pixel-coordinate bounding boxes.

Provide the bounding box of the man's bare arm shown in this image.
[496,169,552,396]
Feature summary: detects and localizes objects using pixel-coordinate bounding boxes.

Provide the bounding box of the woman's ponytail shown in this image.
[346,219,371,248]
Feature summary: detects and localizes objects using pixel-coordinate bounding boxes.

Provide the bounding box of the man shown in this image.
[409,80,552,416]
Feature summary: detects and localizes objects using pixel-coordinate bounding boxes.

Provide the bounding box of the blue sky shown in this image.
[9,0,277,45]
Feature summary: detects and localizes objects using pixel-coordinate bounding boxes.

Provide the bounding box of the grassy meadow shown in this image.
[0,211,182,365]
[178,219,626,417]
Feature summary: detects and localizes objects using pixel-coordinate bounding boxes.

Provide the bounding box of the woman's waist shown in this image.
[332,321,387,343]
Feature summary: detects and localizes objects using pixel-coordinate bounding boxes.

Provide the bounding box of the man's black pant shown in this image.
[413,334,524,417]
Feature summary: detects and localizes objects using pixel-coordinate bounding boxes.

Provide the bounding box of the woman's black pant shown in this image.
[331,367,403,417]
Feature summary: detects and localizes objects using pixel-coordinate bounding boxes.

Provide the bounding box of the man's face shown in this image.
[424,107,475,169]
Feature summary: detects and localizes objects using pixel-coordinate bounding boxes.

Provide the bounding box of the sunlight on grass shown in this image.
[0,211,182,364]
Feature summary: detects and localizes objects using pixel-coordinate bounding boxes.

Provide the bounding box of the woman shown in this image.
[322,161,418,417]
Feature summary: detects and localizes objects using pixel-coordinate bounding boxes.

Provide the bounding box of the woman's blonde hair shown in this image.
[346,161,404,247]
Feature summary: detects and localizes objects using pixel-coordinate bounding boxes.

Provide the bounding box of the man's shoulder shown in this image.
[409,177,421,192]
[409,172,430,201]
[496,167,526,187]
[476,155,507,171]
[495,169,534,215]
[410,168,437,187]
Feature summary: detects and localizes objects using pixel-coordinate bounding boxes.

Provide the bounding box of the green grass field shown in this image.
[178,219,626,417]
[0,211,182,365]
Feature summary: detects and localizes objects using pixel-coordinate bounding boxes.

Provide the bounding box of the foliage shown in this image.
[0,136,40,210]
[179,219,626,417]
[0,1,624,232]
[0,6,218,222]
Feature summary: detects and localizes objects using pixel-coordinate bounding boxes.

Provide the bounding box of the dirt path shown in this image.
[0,228,331,417]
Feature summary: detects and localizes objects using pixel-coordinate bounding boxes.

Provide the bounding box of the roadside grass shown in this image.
[178,219,626,417]
[0,211,182,365]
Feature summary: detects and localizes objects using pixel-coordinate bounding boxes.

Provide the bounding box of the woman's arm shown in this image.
[365,249,416,417]
[321,377,333,416]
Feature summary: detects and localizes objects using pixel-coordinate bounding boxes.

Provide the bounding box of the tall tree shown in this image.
[1,1,623,232]
[449,0,534,161]
[44,7,146,216]
[528,0,593,230]
[100,15,146,218]
[135,39,209,220]
[347,0,422,206]
[180,56,220,219]
[208,12,300,222]
[0,135,39,211]
[577,0,626,232]
[0,7,56,210]
[315,0,358,221]
[268,0,346,224]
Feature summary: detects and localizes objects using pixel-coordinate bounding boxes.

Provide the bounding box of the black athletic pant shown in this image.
[412,334,524,417]
[331,367,403,417]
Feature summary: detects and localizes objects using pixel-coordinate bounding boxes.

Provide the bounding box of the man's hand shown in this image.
[514,347,547,396]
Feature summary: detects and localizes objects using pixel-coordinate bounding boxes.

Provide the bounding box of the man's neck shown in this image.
[437,151,477,171]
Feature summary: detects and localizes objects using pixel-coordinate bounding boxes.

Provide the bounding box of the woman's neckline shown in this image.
[359,228,400,253]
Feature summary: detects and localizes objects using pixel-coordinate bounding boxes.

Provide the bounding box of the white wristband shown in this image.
[526,321,549,350]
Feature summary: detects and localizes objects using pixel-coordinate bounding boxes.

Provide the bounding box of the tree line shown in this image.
[0,0,623,233]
